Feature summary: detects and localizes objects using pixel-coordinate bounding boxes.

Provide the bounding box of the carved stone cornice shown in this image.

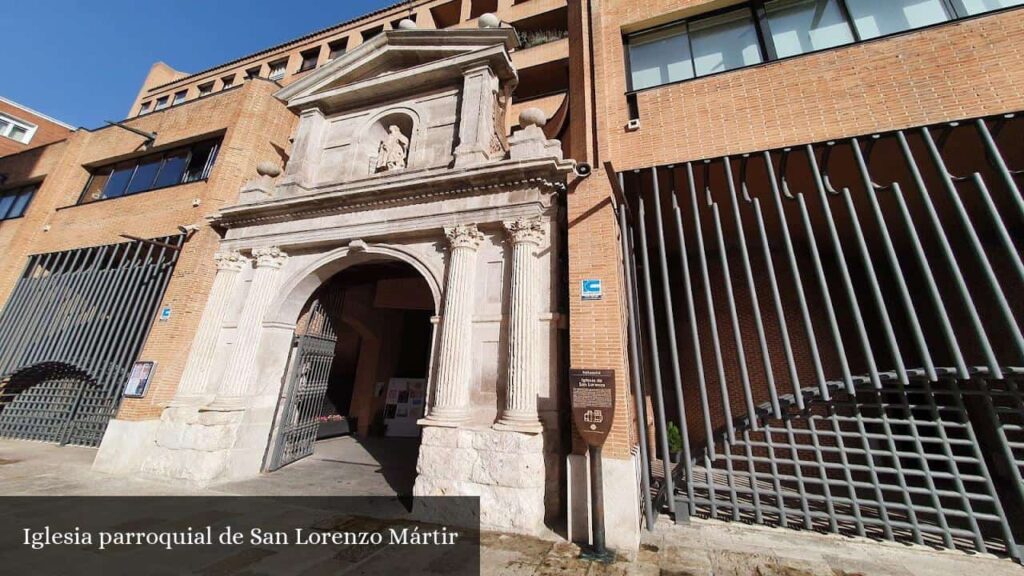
[503,218,545,246]
[213,251,249,272]
[211,156,573,230]
[252,247,288,269]
[444,224,485,251]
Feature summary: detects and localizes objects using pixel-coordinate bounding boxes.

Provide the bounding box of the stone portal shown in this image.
[106,25,574,536]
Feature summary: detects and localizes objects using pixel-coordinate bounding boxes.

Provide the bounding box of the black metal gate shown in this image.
[0,235,184,446]
[617,112,1024,560]
[268,288,344,470]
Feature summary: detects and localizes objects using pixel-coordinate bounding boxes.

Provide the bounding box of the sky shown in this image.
[2,0,401,128]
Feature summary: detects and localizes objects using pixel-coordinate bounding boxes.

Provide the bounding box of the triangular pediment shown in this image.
[276,28,518,111]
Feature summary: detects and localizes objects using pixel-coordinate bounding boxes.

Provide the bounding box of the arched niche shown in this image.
[352,109,419,179]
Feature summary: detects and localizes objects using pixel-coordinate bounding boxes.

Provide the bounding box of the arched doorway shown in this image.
[266,258,436,496]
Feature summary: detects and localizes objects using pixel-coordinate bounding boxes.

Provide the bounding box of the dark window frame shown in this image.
[77,138,222,206]
[298,48,320,72]
[0,182,38,221]
[327,38,348,60]
[623,0,1022,94]
[267,58,289,80]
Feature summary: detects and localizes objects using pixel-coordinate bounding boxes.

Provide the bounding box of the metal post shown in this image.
[580,445,614,563]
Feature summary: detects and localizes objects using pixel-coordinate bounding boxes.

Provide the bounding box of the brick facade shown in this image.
[0,98,73,156]
[0,80,296,422]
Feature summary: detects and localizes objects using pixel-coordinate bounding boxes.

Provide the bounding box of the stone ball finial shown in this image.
[478,13,501,28]
[397,18,417,30]
[256,161,281,177]
[518,107,547,129]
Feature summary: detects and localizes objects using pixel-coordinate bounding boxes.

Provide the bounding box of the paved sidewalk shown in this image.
[1,439,1021,575]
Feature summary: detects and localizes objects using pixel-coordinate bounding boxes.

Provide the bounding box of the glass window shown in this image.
[766,0,856,57]
[299,49,319,72]
[138,101,152,116]
[103,162,136,199]
[0,113,36,143]
[268,60,288,80]
[0,194,15,219]
[328,39,347,60]
[198,83,214,96]
[153,150,189,189]
[154,96,169,110]
[846,0,951,39]
[172,90,187,105]
[690,9,763,77]
[221,75,235,89]
[628,25,694,90]
[125,157,162,195]
[82,169,110,203]
[8,125,29,143]
[81,139,221,204]
[952,0,1024,14]
[8,187,35,218]
[184,141,218,183]
[245,66,262,79]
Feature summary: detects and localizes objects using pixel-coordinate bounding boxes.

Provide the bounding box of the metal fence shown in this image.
[0,235,184,446]
[617,112,1024,560]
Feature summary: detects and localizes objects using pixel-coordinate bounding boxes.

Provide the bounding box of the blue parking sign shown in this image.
[581,279,602,300]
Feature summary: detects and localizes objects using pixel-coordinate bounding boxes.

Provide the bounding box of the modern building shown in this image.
[0,97,74,156]
[0,0,1022,560]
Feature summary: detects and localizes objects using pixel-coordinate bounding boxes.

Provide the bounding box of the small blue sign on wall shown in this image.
[158,306,172,321]
[581,279,603,301]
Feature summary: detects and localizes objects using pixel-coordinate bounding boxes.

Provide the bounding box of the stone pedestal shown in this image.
[494,218,544,433]
[422,224,483,426]
[413,427,547,534]
[170,251,248,407]
[208,247,288,411]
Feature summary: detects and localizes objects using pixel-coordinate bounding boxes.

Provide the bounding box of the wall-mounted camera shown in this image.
[574,162,593,177]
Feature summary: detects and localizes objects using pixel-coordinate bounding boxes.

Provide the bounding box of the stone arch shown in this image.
[353,106,422,178]
[265,242,442,329]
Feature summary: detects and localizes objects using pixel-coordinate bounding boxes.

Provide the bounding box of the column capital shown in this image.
[503,218,545,246]
[252,247,288,269]
[444,224,485,251]
[213,250,249,272]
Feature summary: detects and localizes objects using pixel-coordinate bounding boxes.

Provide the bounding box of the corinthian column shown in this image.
[423,224,484,426]
[208,247,288,411]
[495,218,545,433]
[170,251,249,406]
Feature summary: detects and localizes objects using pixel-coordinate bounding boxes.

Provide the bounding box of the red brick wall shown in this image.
[566,2,1024,461]
[0,79,297,422]
[0,100,73,157]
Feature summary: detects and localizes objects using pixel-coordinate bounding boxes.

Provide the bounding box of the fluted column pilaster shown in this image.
[495,218,544,433]
[423,224,484,426]
[208,246,288,411]
[170,251,249,406]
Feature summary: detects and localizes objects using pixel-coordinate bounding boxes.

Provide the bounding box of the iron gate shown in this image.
[268,288,344,470]
[617,112,1024,559]
[0,235,184,446]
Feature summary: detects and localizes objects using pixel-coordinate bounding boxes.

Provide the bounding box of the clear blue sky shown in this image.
[3,0,400,128]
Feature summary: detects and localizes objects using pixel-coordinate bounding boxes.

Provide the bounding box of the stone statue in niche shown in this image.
[375,125,409,172]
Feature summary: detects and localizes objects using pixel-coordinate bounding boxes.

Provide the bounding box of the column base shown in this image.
[417,415,466,428]
[493,419,543,434]
[414,426,546,535]
[418,406,469,427]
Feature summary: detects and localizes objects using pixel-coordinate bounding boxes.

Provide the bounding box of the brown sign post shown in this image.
[569,368,615,562]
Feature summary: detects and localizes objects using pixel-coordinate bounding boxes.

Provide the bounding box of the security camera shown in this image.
[574,162,593,177]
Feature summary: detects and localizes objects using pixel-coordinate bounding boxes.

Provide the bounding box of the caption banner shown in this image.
[0,496,480,575]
